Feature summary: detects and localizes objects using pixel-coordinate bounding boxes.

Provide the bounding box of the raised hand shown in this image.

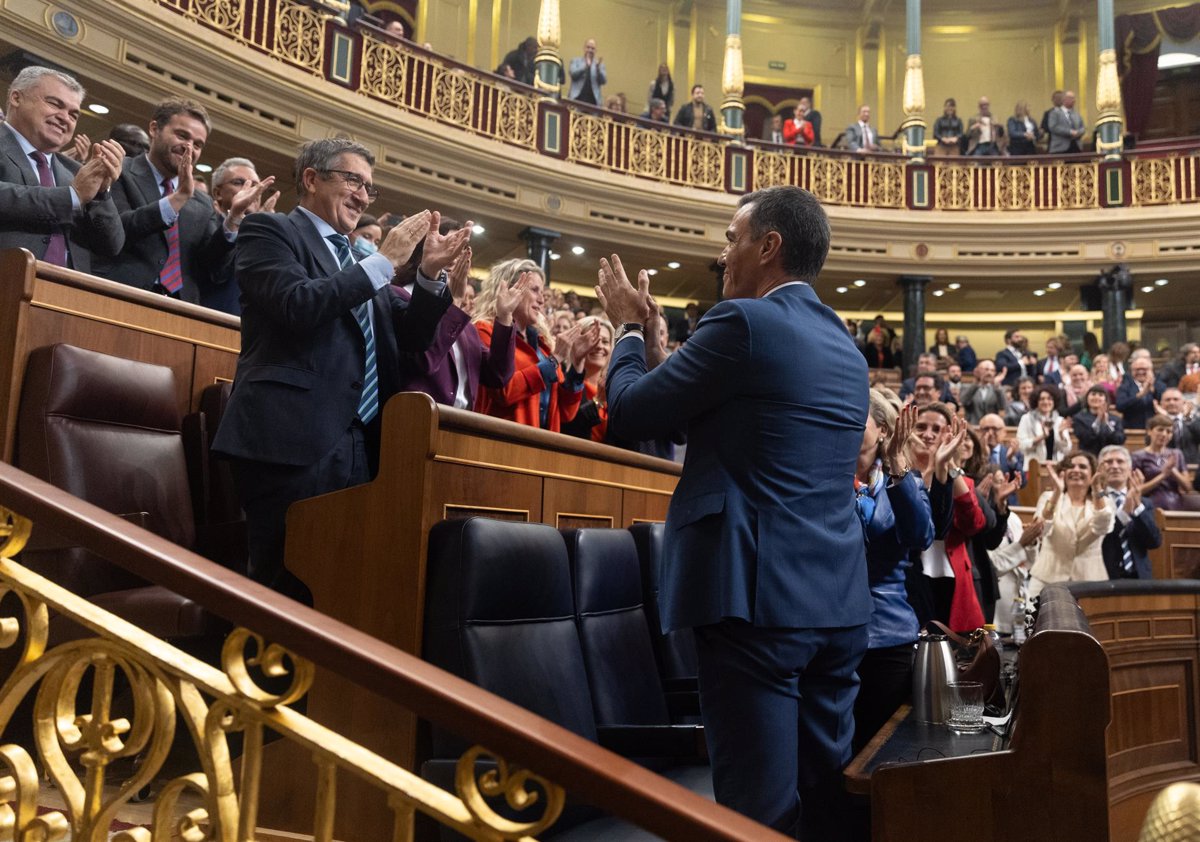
[595,254,651,326]
[1174,467,1195,494]
[1019,518,1045,547]
[884,404,917,476]
[418,212,473,278]
[645,298,669,370]
[976,473,995,499]
[226,174,277,225]
[378,210,432,269]
[554,323,580,365]
[261,189,280,213]
[63,132,91,161]
[1125,472,1144,513]
[167,146,196,212]
[1045,462,1065,493]
[934,416,967,475]
[447,245,472,302]
[568,320,602,369]
[494,268,531,326]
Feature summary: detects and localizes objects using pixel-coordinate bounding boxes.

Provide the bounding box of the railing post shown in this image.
[720,0,745,140]
[900,0,927,162]
[534,0,563,99]
[1094,0,1124,161]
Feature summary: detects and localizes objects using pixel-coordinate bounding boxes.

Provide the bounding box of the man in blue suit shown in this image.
[1098,445,1161,579]
[596,186,871,838]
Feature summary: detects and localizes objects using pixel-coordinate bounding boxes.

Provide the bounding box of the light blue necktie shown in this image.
[327,234,378,424]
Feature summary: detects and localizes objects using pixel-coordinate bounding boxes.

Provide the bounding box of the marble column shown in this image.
[900,0,927,160]
[521,227,560,280]
[900,275,931,376]
[1094,0,1124,160]
[720,0,745,138]
[1098,265,1131,348]
[533,0,563,98]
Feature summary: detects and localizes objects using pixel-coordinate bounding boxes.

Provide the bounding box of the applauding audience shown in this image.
[1116,356,1164,430]
[1072,386,1126,455]
[982,465,1039,633]
[1132,415,1198,511]
[1017,385,1072,465]
[561,316,613,442]
[1158,388,1200,463]
[1098,446,1161,580]
[1029,451,1115,597]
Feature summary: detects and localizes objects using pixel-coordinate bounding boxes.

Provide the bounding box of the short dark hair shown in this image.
[691,84,704,94]
[736,186,830,281]
[914,373,938,387]
[294,138,374,195]
[1057,449,1097,474]
[1004,328,1021,342]
[1085,385,1110,404]
[919,401,954,424]
[151,98,212,134]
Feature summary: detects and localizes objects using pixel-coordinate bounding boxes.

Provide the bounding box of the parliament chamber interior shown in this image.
[1,0,1200,839]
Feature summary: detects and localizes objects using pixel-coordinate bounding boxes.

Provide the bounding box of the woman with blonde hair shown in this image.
[474,258,599,432]
[561,316,614,442]
[1007,100,1041,155]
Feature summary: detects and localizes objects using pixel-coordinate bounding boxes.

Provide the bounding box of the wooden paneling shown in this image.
[545,477,622,528]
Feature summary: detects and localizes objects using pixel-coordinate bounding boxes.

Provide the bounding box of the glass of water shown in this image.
[946,680,986,733]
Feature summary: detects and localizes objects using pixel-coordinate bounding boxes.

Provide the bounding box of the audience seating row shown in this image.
[420,517,705,840]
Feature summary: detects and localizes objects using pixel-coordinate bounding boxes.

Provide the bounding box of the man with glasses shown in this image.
[202,156,279,313]
[213,138,471,603]
[978,413,1024,504]
[0,66,126,272]
[95,98,271,305]
[1098,446,1161,580]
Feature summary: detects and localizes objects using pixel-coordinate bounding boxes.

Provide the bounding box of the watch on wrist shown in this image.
[947,467,965,479]
[617,322,645,340]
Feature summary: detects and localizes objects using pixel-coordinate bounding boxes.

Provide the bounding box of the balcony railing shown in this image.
[151,0,1199,211]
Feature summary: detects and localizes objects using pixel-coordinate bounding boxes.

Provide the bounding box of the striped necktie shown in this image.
[1110,490,1135,576]
[327,234,378,424]
[159,178,183,295]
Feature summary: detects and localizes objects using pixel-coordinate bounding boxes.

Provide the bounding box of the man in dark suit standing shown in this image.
[596,186,870,837]
[673,84,717,132]
[995,327,1036,388]
[1099,445,1161,579]
[1116,356,1164,430]
[0,66,126,272]
[212,138,470,601]
[1036,336,1066,385]
[95,99,268,305]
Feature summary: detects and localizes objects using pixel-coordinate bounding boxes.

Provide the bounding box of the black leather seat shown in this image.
[628,523,698,685]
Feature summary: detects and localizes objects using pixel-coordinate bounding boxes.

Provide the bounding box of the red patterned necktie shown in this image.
[159,178,183,295]
[30,152,68,266]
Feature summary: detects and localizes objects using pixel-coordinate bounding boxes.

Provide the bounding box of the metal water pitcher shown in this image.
[912,632,957,724]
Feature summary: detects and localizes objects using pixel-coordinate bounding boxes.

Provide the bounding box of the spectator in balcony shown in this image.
[383,18,405,40]
[1160,343,1200,388]
[561,316,613,443]
[761,114,784,144]
[1048,90,1086,154]
[1072,386,1126,456]
[1117,356,1164,430]
[604,94,627,114]
[929,327,954,361]
[649,63,675,113]
[501,37,538,87]
[783,110,814,147]
[108,123,150,158]
[846,104,881,153]
[1004,376,1036,426]
[1040,90,1064,139]
[474,258,598,432]
[862,328,895,369]
[966,96,1003,156]
[567,39,606,107]
[1029,450,1114,599]
[0,65,126,273]
[954,334,977,370]
[932,98,963,156]
[639,97,669,124]
[96,99,259,304]
[673,84,717,133]
[1018,385,1074,465]
[960,361,1007,423]
[1132,415,1197,511]
[1007,100,1041,156]
[1158,388,1200,463]
[797,96,823,146]
[1099,445,1161,580]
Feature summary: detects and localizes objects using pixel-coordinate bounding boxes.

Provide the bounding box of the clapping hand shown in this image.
[379,210,432,269]
[63,133,91,161]
[568,320,602,370]
[447,246,472,303]
[596,254,652,326]
[1174,467,1195,494]
[992,472,1022,505]
[1045,462,1065,493]
[493,268,532,326]
[1019,518,1045,547]
[418,212,474,279]
[72,139,125,202]
[883,404,917,477]
[226,174,278,226]
[1125,472,1145,514]
[933,416,967,481]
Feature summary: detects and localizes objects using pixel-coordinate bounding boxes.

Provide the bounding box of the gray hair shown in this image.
[212,157,256,189]
[294,138,374,196]
[8,66,85,101]
[648,97,666,111]
[1098,444,1131,463]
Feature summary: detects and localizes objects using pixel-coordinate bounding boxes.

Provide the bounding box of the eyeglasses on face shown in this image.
[319,168,380,202]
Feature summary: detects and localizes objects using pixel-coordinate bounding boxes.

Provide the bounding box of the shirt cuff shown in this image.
[359,252,396,290]
[415,267,448,295]
[158,196,179,227]
[562,364,586,392]
[1114,507,1132,526]
[69,186,81,211]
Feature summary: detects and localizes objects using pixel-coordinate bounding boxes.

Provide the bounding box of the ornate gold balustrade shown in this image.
[0,462,778,842]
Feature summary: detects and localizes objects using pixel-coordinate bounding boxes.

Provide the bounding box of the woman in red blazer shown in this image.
[474,258,598,432]
[783,114,814,146]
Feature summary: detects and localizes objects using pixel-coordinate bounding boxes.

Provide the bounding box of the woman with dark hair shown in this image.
[1017,384,1073,465]
[1072,386,1126,455]
[648,63,675,113]
[1133,414,1196,511]
[1004,376,1036,425]
[862,329,895,369]
[1030,450,1114,597]
[928,327,953,361]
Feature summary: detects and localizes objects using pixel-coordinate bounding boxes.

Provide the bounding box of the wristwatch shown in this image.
[947,467,965,479]
[616,322,645,341]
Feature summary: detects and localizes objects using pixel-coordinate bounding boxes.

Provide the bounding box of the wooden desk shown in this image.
[0,249,240,461]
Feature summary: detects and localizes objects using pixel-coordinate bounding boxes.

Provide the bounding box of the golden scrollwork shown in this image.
[275,0,325,73]
[936,164,973,210]
[902,54,926,118]
[810,158,847,204]
[997,165,1034,210]
[455,745,565,839]
[721,34,744,100]
[1095,48,1123,117]
[0,507,32,559]
[221,627,314,707]
[869,162,905,208]
[687,142,724,189]
[190,0,243,34]
[362,39,408,102]
[629,128,667,179]
[753,151,790,190]
[1059,163,1098,209]
[569,115,609,165]
[432,69,475,125]
[1133,158,1176,206]
[495,92,537,148]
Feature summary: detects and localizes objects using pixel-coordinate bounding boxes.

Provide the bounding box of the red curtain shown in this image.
[1116,3,1200,137]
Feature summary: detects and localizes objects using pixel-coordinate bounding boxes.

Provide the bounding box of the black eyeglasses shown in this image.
[319,169,379,202]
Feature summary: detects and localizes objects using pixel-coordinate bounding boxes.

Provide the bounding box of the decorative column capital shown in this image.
[534,0,563,97]
[720,34,746,137]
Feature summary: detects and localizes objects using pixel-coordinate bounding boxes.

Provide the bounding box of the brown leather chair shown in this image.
[15,343,219,640]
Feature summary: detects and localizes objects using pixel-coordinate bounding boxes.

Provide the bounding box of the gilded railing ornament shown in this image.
[221,628,313,707]
[455,745,565,839]
[0,506,32,559]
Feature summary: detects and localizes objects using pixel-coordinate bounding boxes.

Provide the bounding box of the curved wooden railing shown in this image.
[0,461,777,841]
[143,0,1200,212]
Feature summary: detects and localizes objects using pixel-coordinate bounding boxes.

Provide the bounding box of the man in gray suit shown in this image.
[0,66,125,272]
[567,39,606,106]
[845,104,881,153]
[1047,90,1086,154]
[960,360,1008,423]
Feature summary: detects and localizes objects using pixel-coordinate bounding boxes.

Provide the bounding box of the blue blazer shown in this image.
[1102,501,1161,580]
[606,283,872,632]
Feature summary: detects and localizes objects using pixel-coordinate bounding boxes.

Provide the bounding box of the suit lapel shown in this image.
[288,208,341,278]
[0,126,38,185]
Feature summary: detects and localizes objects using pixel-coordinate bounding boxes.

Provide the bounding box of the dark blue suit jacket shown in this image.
[995,347,1035,388]
[1102,500,1161,580]
[605,283,872,632]
[212,208,449,467]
